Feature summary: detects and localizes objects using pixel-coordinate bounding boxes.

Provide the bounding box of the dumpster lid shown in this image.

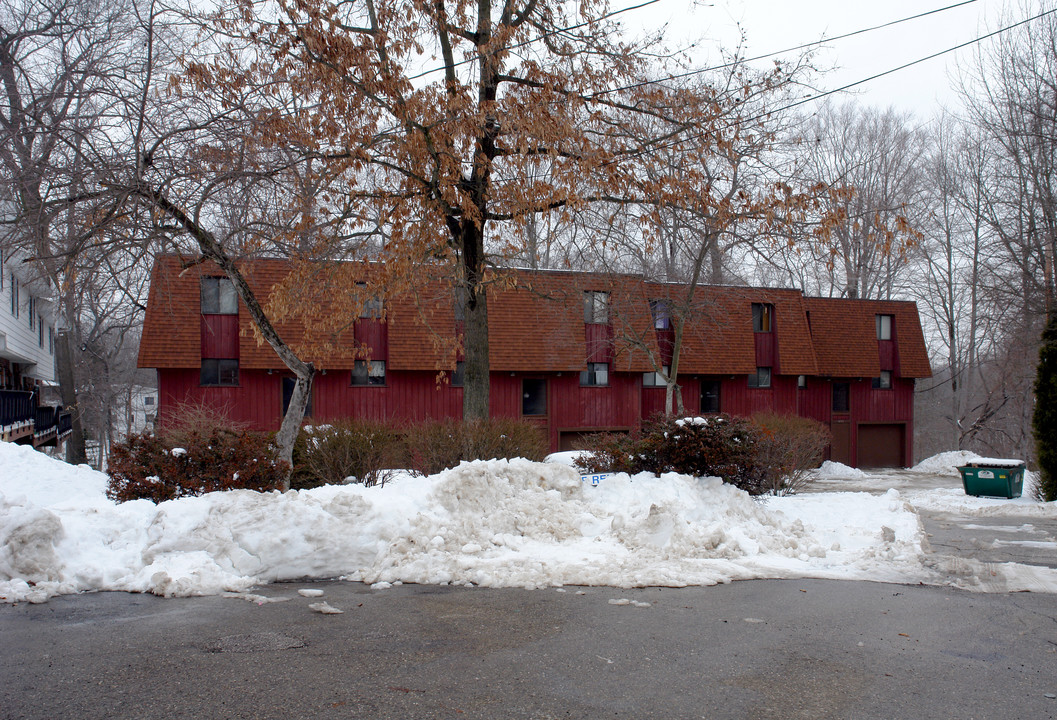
[961,458,1025,468]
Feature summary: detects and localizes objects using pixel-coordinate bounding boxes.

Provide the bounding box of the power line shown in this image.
[773,6,1057,116]
[597,5,1057,170]
[588,0,980,100]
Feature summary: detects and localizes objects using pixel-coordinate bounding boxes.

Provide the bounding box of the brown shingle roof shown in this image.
[803,297,931,378]
[138,256,929,379]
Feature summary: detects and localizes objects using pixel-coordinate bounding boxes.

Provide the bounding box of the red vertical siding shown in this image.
[201,315,239,358]
[585,323,613,363]
[158,367,917,459]
[489,373,524,419]
[798,379,831,425]
[878,340,896,371]
[158,369,280,431]
[313,370,461,423]
[354,320,388,360]
[754,332,776,369]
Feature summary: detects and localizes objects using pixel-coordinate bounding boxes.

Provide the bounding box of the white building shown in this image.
[0,247,57,389]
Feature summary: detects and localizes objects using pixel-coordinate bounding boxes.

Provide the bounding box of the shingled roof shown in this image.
[803,297,932,379]
[138,256,931,379]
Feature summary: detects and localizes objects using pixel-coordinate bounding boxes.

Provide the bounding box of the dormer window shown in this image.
[583,291,609,324]
[650,299,670,329]
[201,277,238,314]
[876,314,893,340]
[752,303,773,333]
[356,282,383,318]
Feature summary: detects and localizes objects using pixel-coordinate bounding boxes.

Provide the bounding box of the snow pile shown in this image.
[813,461,870,480]
[1,441,939,603]
[910,450,982,476]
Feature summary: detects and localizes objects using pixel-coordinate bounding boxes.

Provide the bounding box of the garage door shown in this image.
[857,424,905,468]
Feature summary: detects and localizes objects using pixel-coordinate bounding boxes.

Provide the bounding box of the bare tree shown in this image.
[0,0,139,462]
[759,101,926,301]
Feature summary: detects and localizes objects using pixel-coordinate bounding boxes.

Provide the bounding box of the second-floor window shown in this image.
[9,275,16,317]
[355,282,383,318]
[876,314,893,340]
[752,303,773,333]
[872,370,893,389]
[583,291,609,324]
[650,299,670,329]
[201,277,238,314]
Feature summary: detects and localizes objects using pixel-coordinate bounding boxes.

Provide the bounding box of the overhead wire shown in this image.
[586,0,981,100]
[592,5,1057,170]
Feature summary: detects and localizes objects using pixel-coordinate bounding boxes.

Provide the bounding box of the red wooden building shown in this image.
[138,256,932,467]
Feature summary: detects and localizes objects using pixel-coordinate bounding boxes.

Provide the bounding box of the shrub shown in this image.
[107,428,287,503]
[574,414,769,495]
[752,413,831,495]
[294,420,405,489]
[407,418,549,475]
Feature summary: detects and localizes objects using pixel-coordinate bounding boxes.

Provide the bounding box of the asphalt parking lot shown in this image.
[3,470,1055,720]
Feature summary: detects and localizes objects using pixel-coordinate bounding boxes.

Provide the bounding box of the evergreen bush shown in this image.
[1033,312,1057,502]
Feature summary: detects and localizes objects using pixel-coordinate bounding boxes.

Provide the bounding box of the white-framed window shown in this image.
[355,282,383,318]
[201,277,238,314]
[876,314,893,340]
[583,291,609,324]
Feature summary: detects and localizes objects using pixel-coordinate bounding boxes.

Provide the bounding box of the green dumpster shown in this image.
[956,459,1026,499]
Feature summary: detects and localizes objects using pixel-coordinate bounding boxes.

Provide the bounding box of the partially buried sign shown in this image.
[580,473,609,486]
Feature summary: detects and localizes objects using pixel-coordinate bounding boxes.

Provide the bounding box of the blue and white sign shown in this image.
[580,473,610,486]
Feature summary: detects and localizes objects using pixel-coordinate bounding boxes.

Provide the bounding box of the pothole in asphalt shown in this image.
[206,632,306,653]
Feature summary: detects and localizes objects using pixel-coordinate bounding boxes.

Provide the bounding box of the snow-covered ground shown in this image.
[2,442,1055,603]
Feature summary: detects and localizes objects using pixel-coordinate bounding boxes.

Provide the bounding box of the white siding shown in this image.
[0,251,56,384]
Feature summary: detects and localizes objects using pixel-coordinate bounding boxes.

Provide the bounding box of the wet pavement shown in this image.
[807,469,1057,585]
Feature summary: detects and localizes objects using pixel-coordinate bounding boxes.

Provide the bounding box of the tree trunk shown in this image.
[55,330,87,464]
[461,220,489,420]
[275,370,313,480]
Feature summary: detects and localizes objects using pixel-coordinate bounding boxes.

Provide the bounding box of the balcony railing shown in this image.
[56,411,71,440]
[1,390,70,446]
[1,390,34,440]
[33,405,57,441]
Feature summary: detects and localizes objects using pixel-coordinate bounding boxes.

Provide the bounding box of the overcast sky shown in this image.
[640,0,1018,119]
